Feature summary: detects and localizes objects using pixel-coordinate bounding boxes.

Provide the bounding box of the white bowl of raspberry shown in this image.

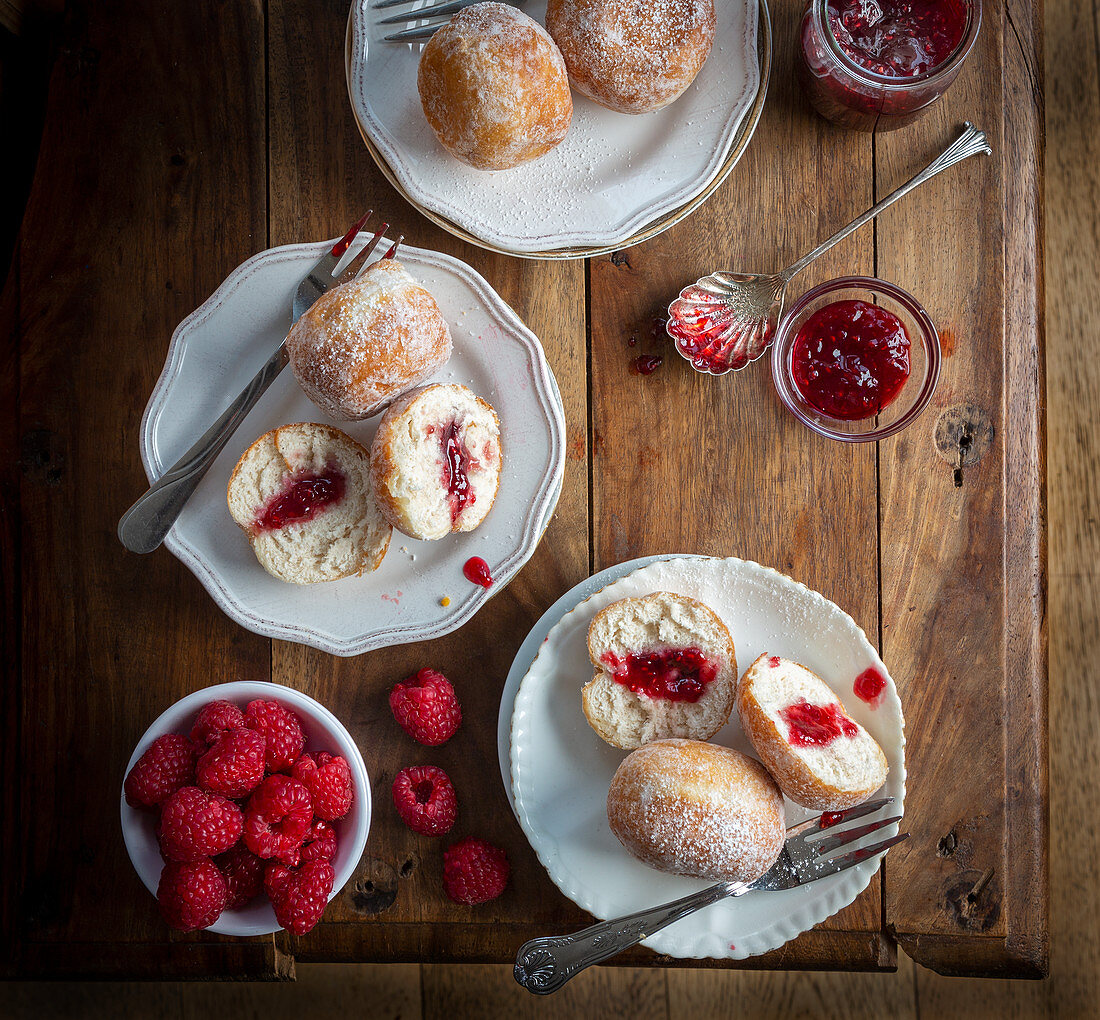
[120,680,371,937]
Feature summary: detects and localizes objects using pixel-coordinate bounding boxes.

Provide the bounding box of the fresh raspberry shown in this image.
[292,752,354,821]
[159,786,243,862]
[389,668,461,746]
[299,819,338,864]
[124,733,197,811]
[442,837,509,905]
[196,727,266,799]
[190,699,247,747]
[216,841,266,910]
[243,775,314,862]
[157,859,228,932]
[392,765,456,836]
[245,699,305,772]
[265,860,335,936]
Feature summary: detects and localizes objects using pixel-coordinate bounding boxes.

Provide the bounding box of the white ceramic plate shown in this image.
[347,0,761,255]
[140,238,566,656]
[120,681,371,936]
[509,555,906,960]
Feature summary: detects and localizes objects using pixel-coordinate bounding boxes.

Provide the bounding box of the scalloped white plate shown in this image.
[510,555,906,960]
[139,238,565,656]
[347,0,760,255]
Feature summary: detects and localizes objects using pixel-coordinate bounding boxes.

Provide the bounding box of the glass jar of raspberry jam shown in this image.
[797,0,981,130]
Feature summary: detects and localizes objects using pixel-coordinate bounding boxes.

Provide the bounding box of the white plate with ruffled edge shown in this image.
[139,237,566,656]
[509,555,906,960]
[347,0,762,255]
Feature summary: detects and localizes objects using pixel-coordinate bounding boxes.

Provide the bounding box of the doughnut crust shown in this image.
[285,258,452,422]
[417,3,573,170]
[546,0,716,115]
[607,739,785,883]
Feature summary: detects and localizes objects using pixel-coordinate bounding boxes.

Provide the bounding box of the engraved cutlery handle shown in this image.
[117,343,289,554]
[514,882,742,995]
[783,122,991,280]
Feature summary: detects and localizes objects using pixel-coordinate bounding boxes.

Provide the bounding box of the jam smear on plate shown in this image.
[854,666,888,706]
[441,420,475,523]
[780,699,859,747]
[601,648,718,703]
[790,299,911,420]
[828,0,968,78]
[255,468,346,532]
[463,556,493,588]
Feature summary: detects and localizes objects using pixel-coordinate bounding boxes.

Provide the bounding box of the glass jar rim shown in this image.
[811,0,982,90]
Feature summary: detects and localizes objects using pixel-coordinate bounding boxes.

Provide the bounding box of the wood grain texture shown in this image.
[3,0,275,978]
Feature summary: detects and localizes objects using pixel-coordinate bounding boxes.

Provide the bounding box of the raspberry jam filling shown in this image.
[601,647,718,703]
[854,666,888,706]
[790,299,911,420]
[255,467,346,532]
[827,0,968,78]
[463,556,493,588]
[780,699,859,747]
[440,420,475,524]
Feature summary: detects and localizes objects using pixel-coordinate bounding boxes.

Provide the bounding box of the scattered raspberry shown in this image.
[266,860,335,936]
[243,775,313,863]
[216,841,266,910]
[443,837,509,905]
[157,859,228,932]
[292,752,354,821]
[299,819,338,864]
[159,786,243,862]
[389,668,461,746]
[196,727,266,799]
[190,700,247,747]
[124,733,197,810]
[392,765,456,836]
[245,700,306,772]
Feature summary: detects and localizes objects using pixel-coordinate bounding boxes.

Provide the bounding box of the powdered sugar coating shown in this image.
[418,3,573,171]
[606,738,784,883]
[546,0,716,114]
[285,259,452,422]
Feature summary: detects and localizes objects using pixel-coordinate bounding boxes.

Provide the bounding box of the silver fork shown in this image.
[117,214,401,554]
[513,798,907,995]
[375,0,527,42]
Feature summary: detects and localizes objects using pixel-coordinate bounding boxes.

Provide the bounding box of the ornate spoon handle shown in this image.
[514,881,744,995]
[117,342,289,553]
[783,122,992,280]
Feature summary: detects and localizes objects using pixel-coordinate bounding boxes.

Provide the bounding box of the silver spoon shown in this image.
[666,122,991,375]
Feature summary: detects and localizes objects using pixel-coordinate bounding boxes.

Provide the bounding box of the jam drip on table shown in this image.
[780,699,859,747]
[827,0,968,78]
[440,420,475,524]
[255,467,346,532]
[790,299,911,420]
[853,666,888,706]
[463,556,493,588]
[601,647,719,704]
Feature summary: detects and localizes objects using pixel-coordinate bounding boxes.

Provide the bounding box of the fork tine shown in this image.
[809,816,904,856]
[808,833,910,881]
[373,0,415,8]
[337,222,389,284]
[380,233,404,261]
[330,210,373,258]
[377,0,468,24]
[384,23,444,40]
[785,798,894,839]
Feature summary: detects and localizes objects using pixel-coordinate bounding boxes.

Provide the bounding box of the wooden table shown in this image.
[0,0,1045,981]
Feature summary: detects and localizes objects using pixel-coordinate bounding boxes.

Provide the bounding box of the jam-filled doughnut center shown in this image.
[600,647,719,703]
[254,467,346,532]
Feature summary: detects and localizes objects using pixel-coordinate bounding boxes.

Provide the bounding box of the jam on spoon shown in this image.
[790,299,911,420]
[254,468,346,532]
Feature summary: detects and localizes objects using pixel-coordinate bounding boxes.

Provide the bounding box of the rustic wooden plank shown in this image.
[587,0,883,953]
[422,963,667,1020]
[7,0,270,972]
[265,0,590,960]
[667,950,918,1019]
[879,0,1048,976]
